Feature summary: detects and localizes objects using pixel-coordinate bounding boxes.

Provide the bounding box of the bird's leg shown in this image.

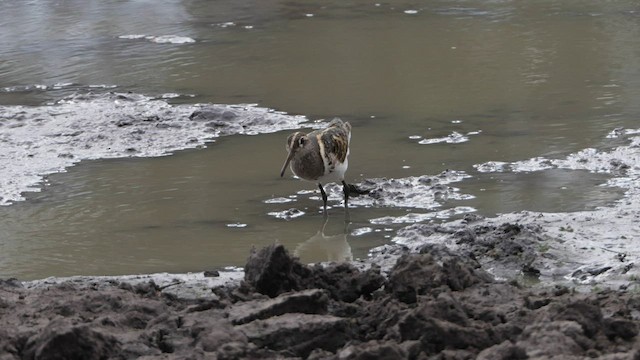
[341,180,350,209]
[342,180,351,223]
[318,183,328,214]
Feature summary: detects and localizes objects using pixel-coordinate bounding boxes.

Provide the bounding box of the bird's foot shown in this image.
[346,183,371,197]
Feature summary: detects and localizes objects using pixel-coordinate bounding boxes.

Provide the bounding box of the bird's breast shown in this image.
[291,150,324,181]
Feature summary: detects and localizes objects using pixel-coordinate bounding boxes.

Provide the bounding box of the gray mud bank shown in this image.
[3,238,640,359]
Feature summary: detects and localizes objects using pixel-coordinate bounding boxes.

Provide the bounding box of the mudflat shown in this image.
[2,238,638,359]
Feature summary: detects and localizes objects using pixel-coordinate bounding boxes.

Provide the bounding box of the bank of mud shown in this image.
[2,240,640,359]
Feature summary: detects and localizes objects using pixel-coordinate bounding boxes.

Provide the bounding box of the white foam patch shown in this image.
[370,207,477,225]
[119,34,195,44]
[1,83,116,93]
[0,92,308,205]
[430,128,640,287]
[606,127,640,138]
[351,227,374,236]
[226,223,247,228]
[267,208,305,220]
[150,35,195,44]
[368,128,640,284]
[418,131,470,145]
[324,170,475,210]
[475,137,640,176]
[215,22,236,28]
[263,197,296,204]
[118,34,147,40]
[474,161,510,173]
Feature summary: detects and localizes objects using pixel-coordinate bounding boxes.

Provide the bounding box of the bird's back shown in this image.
[317,118,351,164]
[311,118,351,182]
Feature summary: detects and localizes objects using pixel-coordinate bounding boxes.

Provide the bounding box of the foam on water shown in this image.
[118,34,196,44]
[417,131,476,145]
[268,170,477,221]
[324,170,475,209]
[263,197,297,204]
[370,207,477,225]
[377,128,640,288]
[226,223,248,228]
[474,144,639,175]
[1,83,117,94]
[0,92,309,205]
[351,227,374,236]
[483,128,640,201]
[268,208,305,220]
[214,22,236,28]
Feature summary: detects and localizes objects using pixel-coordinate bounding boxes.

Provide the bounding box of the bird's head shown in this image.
[280,132,308,177]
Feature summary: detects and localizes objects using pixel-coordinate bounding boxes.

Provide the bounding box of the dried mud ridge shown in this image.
[2,241,640,359]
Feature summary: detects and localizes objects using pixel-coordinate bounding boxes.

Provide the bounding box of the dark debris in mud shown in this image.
[2,244,640,359]
[398,221,550,281]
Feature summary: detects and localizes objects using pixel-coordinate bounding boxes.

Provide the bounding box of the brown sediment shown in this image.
[2,242,640,359]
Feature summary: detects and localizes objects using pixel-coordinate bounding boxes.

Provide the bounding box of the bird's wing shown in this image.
[320,124,350,164]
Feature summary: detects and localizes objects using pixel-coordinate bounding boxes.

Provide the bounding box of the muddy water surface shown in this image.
[1,0,638,279]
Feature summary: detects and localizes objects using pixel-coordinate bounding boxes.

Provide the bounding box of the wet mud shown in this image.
[3,243,640,359]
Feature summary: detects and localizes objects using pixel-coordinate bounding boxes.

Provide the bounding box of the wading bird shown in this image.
[280,118,352,214]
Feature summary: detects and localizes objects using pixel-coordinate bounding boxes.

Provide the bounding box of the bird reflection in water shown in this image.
[294,216,352,264]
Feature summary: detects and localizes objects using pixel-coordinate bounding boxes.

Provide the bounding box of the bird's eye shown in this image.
[298,138,306,146]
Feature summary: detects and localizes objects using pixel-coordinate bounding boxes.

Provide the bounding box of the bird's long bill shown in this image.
[280,149,295,177]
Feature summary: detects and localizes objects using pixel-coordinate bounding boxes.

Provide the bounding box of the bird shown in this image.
[280,118,352,214]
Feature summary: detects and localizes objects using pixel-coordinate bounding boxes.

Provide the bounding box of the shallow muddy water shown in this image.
[1,0,639,279]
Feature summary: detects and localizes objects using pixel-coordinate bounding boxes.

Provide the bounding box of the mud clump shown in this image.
[442,222,545,278]
[2,244,640,359]
[243,244,385,302]
[388,245,493,303]
[23,319,120,360]
[243,244,311,297]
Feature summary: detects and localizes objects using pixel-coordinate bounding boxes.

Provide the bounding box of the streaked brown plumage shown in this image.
[280,118,352,214]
